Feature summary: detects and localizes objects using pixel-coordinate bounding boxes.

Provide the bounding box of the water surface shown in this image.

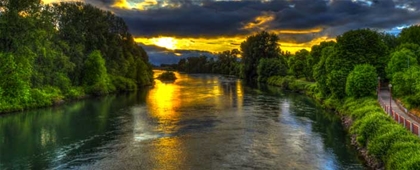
[0,70,364,170]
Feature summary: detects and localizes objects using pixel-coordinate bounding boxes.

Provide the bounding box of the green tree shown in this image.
[393,43,420,63]
[346,64,378,98]
[257,58,287,82]
[313,46,334,96]
[83,50,111,95]
[318,29,388,98]
[0,53,31,105]
[240,31,280,83]
[399,25,420,46]
[386,48,418,78]
[310,41,336,65]
[289,49,309,79]
[334,29,388,79]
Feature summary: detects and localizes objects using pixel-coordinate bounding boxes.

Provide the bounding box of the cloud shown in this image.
[43,0,420,61]
[106,0,420,44]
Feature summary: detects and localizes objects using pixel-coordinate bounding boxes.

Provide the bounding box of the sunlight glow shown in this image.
[153,37,177,50]
[242,13,275,30]
[112,0,181,10]
[146,71,182,126]
[136,35,335,54]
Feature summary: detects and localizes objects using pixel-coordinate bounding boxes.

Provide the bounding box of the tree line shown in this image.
[174,26,420,109]
[0,0,153,112]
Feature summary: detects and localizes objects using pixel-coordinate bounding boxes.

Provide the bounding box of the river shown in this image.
[0,70,364,170]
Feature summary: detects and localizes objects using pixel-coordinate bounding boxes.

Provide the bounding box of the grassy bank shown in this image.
[267,76,420,169]
[0,79,152,114]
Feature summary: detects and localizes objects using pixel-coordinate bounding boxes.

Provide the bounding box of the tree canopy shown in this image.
[240,31,281,83]
[0,1,153,112]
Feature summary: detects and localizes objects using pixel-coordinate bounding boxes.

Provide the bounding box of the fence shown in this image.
[378,97,420,136]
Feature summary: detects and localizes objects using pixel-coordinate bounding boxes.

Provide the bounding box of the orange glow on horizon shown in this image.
[136,36,335,54]
[112,0,180,10]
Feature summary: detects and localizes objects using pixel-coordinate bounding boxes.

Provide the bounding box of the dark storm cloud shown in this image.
[99,0,420,43]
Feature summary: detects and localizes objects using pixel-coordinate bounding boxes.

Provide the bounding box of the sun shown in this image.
[153,37,177,50]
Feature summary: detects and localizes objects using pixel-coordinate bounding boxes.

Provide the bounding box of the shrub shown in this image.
[65,87,85,99]
[111,76,138,92]
[367,124,418,160]
[350,112,392,146]
[346,64,378,98]
[349,104,382,119]
[157,71,177,81]
[257,58,287,82]
[386,48,417,79]
[83,50,112,95]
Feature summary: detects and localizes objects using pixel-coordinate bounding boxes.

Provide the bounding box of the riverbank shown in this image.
[0,83,153,115]
[267,76,420,169]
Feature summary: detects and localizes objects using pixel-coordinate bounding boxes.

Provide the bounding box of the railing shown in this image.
[378,97,420,136]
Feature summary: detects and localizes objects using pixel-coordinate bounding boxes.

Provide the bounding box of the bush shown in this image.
[111,76,138,92]
[65,87,85,99]
[349,104,382,119]
[83,50,112,95]
[386,48,417,78]
[327,69,349,98]
[157,71,177,81]
[350,111,393,146]
[257,58,287,82]
[387,147,420,170]
[345,64,378,98]
[367,124,418,160]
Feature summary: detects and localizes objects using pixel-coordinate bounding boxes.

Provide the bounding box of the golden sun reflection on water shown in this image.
[144,70,245,169]
[146,70,183,133]
[151,137,187,170]
[147,71,181,115]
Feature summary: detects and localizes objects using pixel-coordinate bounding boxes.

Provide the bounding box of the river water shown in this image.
[0,70,364,170]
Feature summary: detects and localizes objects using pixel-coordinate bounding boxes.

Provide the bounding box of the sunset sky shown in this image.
[42,0,420,64]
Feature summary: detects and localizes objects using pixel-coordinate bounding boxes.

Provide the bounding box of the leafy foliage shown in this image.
[257,58,287,82]
[176,50,241,76]
[0,1,153,113]
[241,31,281,83]
[157,71,177,81]
[399,25,420,46]
[345,64,378,98]
[386,48,417,78]
[289,49,309,79]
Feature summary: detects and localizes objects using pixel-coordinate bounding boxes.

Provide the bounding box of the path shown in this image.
[378,89,420,136]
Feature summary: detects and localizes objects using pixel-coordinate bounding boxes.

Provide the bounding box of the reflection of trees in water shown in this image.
[285,91,362,166]
[0,92,151,169]
[219,77,242,108]
[258,84,361,166]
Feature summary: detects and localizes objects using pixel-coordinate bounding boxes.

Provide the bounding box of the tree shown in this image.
[241,31,280,83]
[334,29,388,79]
[0,53,31,105]
[289,49,309,79]
[310,41,336,65]
[386,48,418,79]
[313,46,334,96]
[83,50,111,95]
[379,32,399,50]
[392,66,420,96]
[346,64,378,98]
[257,58,287,82]
[393,43,420,63]
[399,25,420,46]
[318,29,388,98]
